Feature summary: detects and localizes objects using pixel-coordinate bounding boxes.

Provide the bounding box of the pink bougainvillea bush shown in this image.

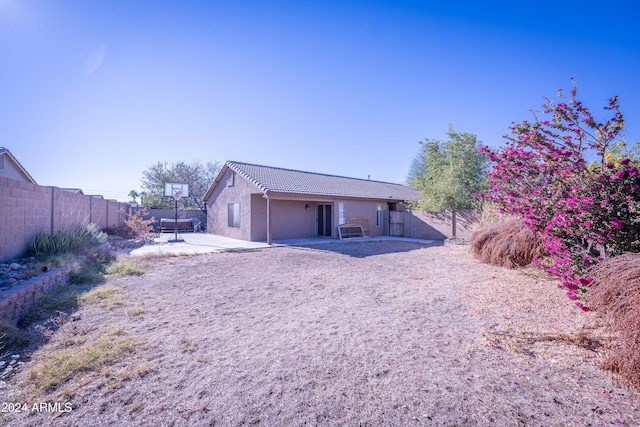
[480,80,640,310]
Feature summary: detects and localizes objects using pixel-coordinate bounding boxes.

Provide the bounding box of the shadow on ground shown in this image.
[295,239,443,258]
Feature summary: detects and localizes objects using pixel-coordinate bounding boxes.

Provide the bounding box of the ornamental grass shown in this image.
[470,219,547,268]
[588,253,640,389]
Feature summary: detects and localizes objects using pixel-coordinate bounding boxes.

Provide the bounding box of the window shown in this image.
[226,170,234,187]
[376,204,383,226]
[228,203,240,227]
[338,202,346,225]
[0,156,4,171]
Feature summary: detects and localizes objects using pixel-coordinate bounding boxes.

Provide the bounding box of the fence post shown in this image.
[451,210,457,239]
[50,187,55,235]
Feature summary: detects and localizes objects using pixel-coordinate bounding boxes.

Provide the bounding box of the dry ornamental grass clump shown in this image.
[588,253,640,389]
[470,219,547,268]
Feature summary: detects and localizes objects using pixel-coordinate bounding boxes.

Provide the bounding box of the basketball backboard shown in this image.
[164,182,189,198]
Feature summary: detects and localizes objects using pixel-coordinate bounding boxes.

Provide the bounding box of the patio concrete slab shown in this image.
[129,233,270,256]
[128,233,438,257]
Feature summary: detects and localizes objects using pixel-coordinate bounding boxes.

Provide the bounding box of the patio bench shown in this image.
[160,218,194,233]
[345,217,371,237]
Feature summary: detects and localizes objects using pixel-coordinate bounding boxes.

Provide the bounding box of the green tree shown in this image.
[140,160,222,211]
[409,125,488,211]
[405,151,427,188]
[128,190,140,203]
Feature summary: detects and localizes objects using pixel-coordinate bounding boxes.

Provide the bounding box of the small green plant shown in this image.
[105,256,146,276]
[27,327,139,392]
[77,285,125,308]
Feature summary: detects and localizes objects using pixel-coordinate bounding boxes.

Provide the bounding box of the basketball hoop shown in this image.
[164,183,189,199]
[164,183,189,243]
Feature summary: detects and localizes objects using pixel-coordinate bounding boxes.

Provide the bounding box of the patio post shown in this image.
[265,193,272,245]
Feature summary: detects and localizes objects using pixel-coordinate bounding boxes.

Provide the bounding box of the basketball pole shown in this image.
[168,192,183,243]
[164,182,188,243]
[173,196,178,242]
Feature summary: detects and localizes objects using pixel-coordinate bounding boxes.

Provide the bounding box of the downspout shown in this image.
[263,191,272,245]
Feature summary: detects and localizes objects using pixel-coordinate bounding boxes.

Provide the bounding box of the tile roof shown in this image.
[225,161,418,201]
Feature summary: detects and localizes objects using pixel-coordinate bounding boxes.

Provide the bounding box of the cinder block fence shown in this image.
[0,176,129,262]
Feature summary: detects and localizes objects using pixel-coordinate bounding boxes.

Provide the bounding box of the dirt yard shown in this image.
[2,241,639,426]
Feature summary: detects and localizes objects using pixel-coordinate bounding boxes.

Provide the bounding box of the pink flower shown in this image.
[609,219,623,230]
[583,221,592,229]
[579,277,593,286]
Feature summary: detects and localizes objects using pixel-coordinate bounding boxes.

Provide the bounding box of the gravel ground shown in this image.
[2,241,638,426]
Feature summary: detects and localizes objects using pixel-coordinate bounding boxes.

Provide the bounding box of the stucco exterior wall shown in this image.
[270,199,317,240]
[250,194,267,241]
[206,171,255,241]
[338,199,388,236]
[0,155,32,182]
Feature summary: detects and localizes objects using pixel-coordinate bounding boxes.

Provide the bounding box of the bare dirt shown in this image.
[2,241,639,426]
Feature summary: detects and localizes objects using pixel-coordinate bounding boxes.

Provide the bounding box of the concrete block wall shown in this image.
[89,197,108,229]
[0,264,74,324]
[0,177,52,261]
[52,187,91,232]
[0,176,129,262]
[107,198,122,231]
[406,209,481,240]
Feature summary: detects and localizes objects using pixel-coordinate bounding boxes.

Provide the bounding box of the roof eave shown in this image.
[0,148,37,184]
[203,161,270,202]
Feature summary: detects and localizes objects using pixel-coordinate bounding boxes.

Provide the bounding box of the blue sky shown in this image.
[2,0,639,201]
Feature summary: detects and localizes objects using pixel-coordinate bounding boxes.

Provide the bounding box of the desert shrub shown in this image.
[470,219,547,268]
[120,208,155,240]
[588,253,640,388]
